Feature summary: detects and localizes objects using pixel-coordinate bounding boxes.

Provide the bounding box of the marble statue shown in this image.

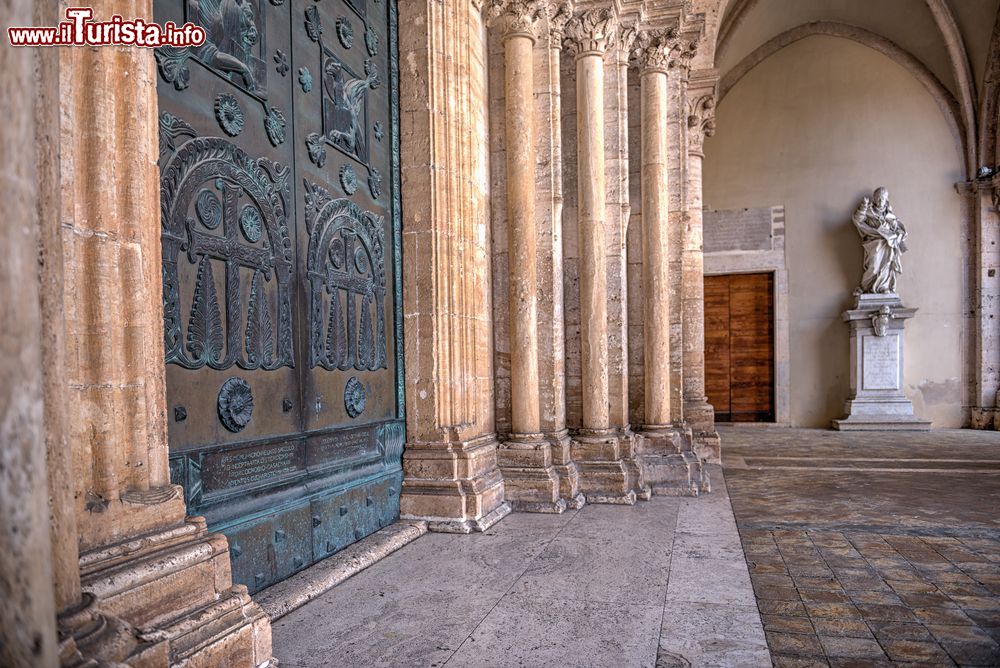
[851,187,908,294]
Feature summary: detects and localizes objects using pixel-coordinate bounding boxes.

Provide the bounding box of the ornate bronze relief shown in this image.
[159,111,295,372]
[303,180,387,372]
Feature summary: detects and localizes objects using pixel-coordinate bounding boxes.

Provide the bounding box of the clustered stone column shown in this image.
[563,8,637,504]
[399,0,511,532]
[684,70,722,460]
[489,0,565,512]
[485,4,717,504]
[50,2,273,663]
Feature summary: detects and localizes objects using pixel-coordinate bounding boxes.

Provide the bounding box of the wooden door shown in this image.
[704,273,775,422]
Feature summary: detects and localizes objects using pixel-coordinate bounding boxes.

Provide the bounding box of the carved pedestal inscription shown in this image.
[862,334,900,391]
[202,441,304,494]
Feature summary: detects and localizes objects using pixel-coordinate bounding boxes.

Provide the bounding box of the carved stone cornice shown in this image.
[563,8,619,57]
[487,0,547,41]
[630,27,680,73]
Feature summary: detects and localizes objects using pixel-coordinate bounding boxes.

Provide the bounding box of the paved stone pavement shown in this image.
[271,470,768,667]
[722,427,1000,667]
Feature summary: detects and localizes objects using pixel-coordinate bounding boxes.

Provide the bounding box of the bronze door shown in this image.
[704,273,775,422]
[155,0,403,593]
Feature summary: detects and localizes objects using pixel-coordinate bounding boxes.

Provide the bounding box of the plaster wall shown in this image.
[704,35,968,428]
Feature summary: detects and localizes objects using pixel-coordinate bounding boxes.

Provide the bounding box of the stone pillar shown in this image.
[539,2,585,508]
[54,3,272,664]
[564,8,635,504]
[958,178,1000,429]
[488,0,565,513]
[399,0,511,531]
[684,71,721,461]
[1,3,59,661]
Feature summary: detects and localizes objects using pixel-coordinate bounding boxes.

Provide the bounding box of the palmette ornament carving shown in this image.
[563,8,618,56]
[631,28,679,73]
[487,0,546,39]
[687,93,716,155]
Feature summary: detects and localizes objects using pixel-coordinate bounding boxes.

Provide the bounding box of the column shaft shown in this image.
[577,52,610,432]
[641,68,672,427]
[683,151,708,407]
[505,32,543,437]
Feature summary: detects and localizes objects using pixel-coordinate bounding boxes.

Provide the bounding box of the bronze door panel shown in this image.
[156,0,404,594]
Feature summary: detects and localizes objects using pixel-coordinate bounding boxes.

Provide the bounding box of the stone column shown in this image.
[564,8,635,504]
[53,3,272,664]
[488,0,565,513]
[684,70,721,461]
[539,2,585,508]
[628,28,706,497]
[636,32,676,436]
[1,3,59,661]
[399,0,511,531]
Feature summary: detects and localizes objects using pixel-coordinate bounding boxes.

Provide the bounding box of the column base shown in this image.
[571,429,639,505]
[58,592,165,667]
[685,399,721,463]
[636,425,709,497]
[499,433,568,513]
[546,429,586,509]
[400,433,511,533]
[74,515,272,668]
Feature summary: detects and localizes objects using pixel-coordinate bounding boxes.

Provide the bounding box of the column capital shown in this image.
[562,7,618,57]
[686,94,716,157]
[487,0,548,41]
[630,26,680,74]
[547,0,575,41]
[666,31,701,79]
[686,71,718,156]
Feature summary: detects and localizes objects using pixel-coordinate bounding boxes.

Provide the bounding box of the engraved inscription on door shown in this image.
[156,0,402,594]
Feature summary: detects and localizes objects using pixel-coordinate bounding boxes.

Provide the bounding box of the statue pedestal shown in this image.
[832,294,931,431]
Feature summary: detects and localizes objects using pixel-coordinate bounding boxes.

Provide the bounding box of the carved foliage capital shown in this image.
[562,8,618,57]
[547,0,574,40]
[667,34,701,77]
[487,0,547,40]
[630,27,679,73]
[687,93,716,154]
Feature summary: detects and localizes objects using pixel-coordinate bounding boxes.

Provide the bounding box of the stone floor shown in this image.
[271,468,769,667]
[722,427,1000,667]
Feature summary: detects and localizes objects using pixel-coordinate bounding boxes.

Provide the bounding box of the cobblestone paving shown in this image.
[722,428,1000,667]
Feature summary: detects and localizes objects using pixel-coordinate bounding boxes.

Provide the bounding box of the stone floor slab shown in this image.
[723,427,1000,668]
[445,592,663,668]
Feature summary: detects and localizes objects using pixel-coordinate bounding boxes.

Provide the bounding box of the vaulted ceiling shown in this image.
[691,0,1000,176]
